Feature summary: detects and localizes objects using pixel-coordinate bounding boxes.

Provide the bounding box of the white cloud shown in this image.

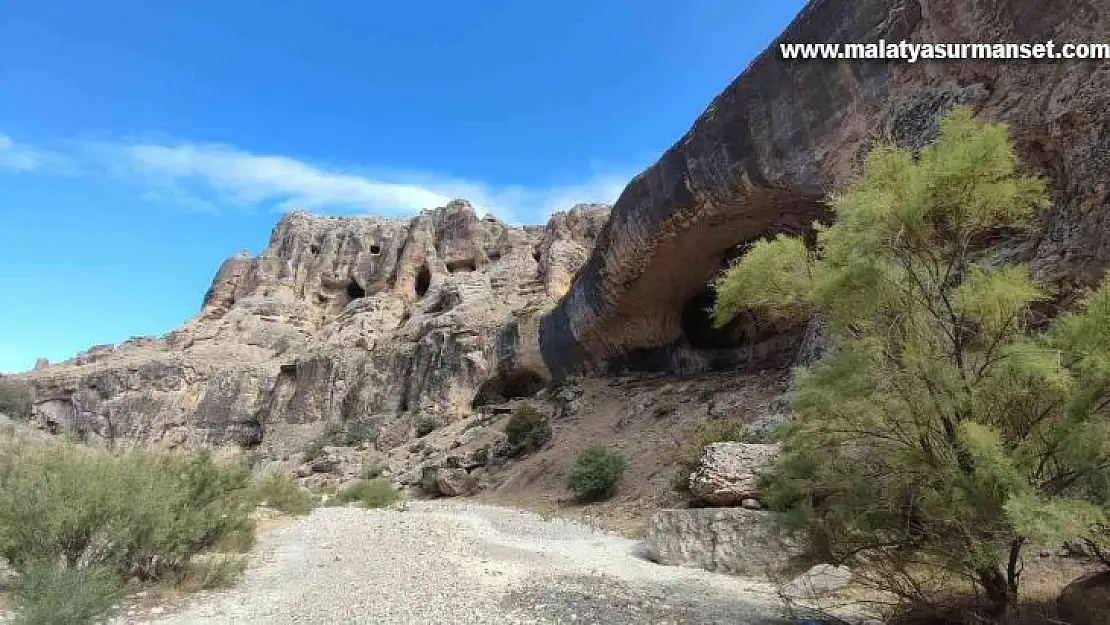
[0,134,50,172]
[3,133,642,223]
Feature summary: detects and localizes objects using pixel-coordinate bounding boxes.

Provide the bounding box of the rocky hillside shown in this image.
[14,201,608,454]
[10,0,1109,462]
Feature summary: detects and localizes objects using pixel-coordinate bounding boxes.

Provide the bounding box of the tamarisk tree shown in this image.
[713,107,1110,616]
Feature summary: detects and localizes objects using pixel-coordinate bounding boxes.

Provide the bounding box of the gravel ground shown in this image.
[107,501,792,625]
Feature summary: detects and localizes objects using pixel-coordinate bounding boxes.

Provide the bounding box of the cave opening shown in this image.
[346,279,367,301]
[309,244,321,255]
[532,249,542,263]
[471,369,547,408]
[680,287,749,349]
[488,251,502,262]
[369,244,382,255]
[415,265,431,298]
[446,259,477,273]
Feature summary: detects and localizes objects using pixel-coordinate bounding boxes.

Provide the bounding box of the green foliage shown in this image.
[331,479,399,509]
[0,380,31,421]
[12,563,122,625]
[567,445,626,503]
[359,458,386,480]
[0,432,256,623]
[247,472,315,516]
[503,404,551,455]
[174,554,249,591]
[414,416,439,438]
[715,107,1109,615]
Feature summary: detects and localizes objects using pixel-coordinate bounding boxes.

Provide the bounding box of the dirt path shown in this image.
[113,501,792,624]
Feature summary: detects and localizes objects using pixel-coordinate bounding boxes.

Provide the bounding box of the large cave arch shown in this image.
[471,368,547,408]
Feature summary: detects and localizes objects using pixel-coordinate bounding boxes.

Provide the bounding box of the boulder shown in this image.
[1058,571,1110,625]
[421,466,478,497]
[643,507,803,576]
[688,442,778,506]
[785,564,853,598]
[307,455,341,474]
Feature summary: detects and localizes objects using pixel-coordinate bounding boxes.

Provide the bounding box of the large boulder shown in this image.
[688,442,779,506]
[1058,571,1110,625]
[539,0,1110,380]
[643,507,803,576]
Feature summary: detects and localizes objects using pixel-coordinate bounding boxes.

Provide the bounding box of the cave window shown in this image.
[346,279,366,301]
[369,244,381,255]
[446,259,477,273]
[471,369,547,408]
[532,250,542,263]
[309,244,321,255]
[415,265,431,298]
[680,287,748,349]
[488,251,502,262]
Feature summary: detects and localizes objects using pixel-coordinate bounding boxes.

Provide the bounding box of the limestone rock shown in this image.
[1057,571,1110,625]
[688,442,778,506]
[643,507,803,576]
[540,0,1110,380]
[785,564,853,598]
[14,201,609,454]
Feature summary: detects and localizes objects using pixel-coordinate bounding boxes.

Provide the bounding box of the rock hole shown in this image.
[488,251,502,262]
[471,368,547,408]
[370,244,381,255]
[415,265,431,298]
[346,279,367,301]
[446,259,477,273]
[680,286,749,349]
[532,249,542,263]
[309,244,321,255]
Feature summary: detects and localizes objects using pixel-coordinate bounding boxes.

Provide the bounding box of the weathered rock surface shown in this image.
[643,507,803,576]
[1057,570,1110,625]
[13,201,609,454]
[540,0,1110,379]
[688,442,779,507]
[785,564,853,598]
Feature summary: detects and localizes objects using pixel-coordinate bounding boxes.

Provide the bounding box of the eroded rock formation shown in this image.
[540,0,1110,378]
[16,201,609,452]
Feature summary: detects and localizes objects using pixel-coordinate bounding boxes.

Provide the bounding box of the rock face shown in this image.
[1057,571,1110,625]
[643,507,803,576]
[688,442,779,507]
[539,0,1110,379]
[14,201,609,453]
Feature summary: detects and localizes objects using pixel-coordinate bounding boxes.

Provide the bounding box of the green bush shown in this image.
[331,479,399,509]
[503,404,550,455]
[0,380,31,420]
[0,434,255,623]
[359,458,386,480]
[566,445,626,503]
[174,554,249,591]
[12,563,123,625]
[414,416,439,438]
[714,107,1110,616]
[247,472,315,516]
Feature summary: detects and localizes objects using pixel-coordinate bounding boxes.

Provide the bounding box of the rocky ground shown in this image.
[110,502,796,625]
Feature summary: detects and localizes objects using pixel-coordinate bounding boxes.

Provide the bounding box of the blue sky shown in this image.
[0,0,806,373]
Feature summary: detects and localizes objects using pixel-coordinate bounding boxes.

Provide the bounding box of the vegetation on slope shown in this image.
[714,107,1110,619]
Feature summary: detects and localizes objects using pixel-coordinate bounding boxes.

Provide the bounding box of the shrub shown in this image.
[671,418,746,492]
[0,380,31,421]
[247,472,314,516]
[174,554,249,591]
[714,106,1110,617]
[414,416,439,438]
[503,404,550,455]
[12,563,122,625]
[359,458,386,480]
[0,434,255,623]
[567,445,626,503]
[331,479,399,509]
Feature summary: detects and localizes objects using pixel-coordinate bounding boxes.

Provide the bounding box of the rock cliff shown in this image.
[540,0,1110,378]
[17,201,609,452]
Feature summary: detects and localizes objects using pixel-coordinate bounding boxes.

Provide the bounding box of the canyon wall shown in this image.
[539,0,1110,378]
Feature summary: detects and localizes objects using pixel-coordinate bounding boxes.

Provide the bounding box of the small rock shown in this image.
[741,498,762,510]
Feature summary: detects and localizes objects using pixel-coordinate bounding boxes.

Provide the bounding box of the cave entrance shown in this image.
[346,279,366,301]
[446,259,477,273]
[415,265,431,298]
[680,286,749,349]
[471,368,547,408]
